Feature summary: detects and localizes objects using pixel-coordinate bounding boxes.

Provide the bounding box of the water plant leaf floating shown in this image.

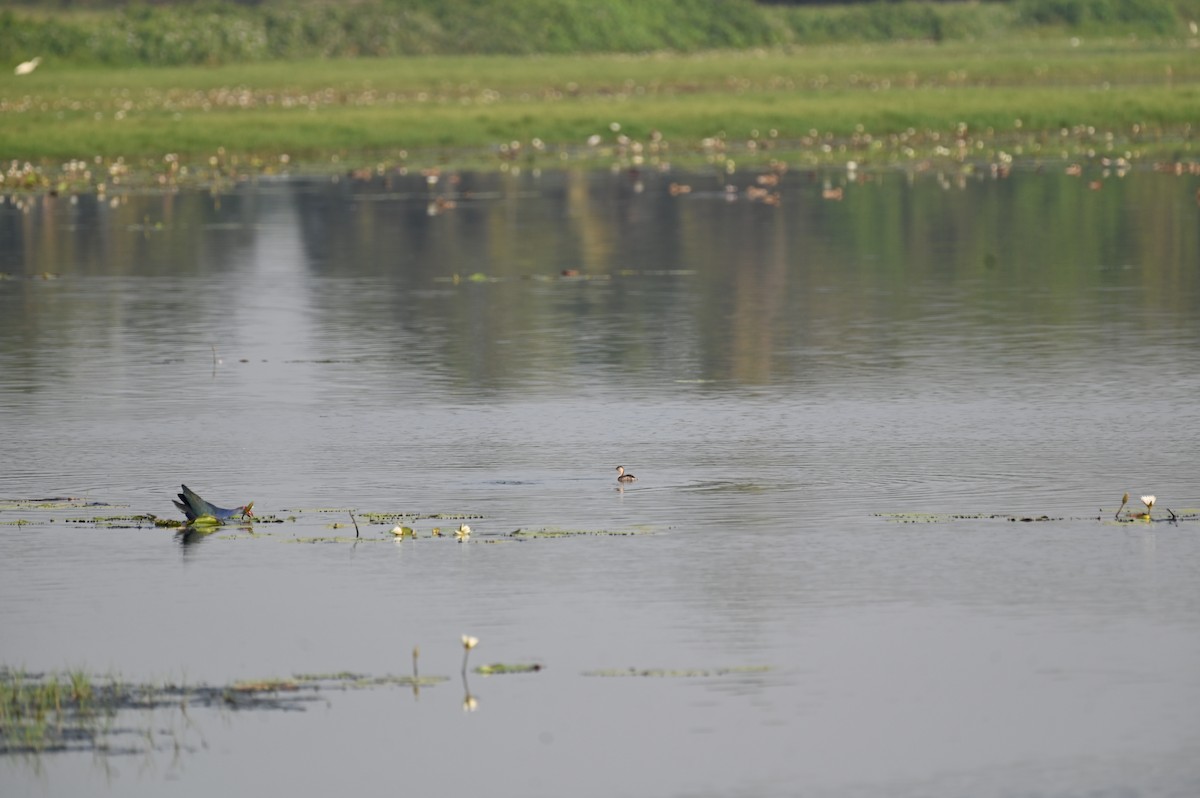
[509,526,651,538]
[475,662,544,675]
[873,512,1064,523]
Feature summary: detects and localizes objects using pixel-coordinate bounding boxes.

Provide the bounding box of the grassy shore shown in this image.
[2,37,1198,191]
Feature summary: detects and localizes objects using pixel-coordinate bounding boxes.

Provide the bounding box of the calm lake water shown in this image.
[2,166,1200,798]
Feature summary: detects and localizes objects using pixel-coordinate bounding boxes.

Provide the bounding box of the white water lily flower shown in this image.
[461,635,480,678]
[1141,495,1156,510]
[455,523,471,540]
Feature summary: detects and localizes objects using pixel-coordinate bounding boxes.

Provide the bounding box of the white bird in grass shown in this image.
[14,57,42,76]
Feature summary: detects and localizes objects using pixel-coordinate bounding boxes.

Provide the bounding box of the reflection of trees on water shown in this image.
[0,189,263,396]
[4,169,1199,395]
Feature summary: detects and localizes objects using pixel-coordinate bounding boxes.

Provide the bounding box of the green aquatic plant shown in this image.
[873,512,1066,523]
[873,512,988,523]
[1115,492,1129,519]
[228,678,301,694]
[0,497,110,511]
[85,514,162,528]
[1111,495,1191,523]
[1,668,110,753]
[509,526,650,538]
[1,661,469,756]
[291,671,363,682]
[475,663,544,675]
[359,512,414,523]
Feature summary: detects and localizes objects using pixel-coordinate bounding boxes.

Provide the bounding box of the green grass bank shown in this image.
[3,0,1199,66]
[2,3,1199,189]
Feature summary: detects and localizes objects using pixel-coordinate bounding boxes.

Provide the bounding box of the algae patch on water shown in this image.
[474,662,544,675]
[509,526,653,539]
[873,512,1067,524]
[0,497,114,511]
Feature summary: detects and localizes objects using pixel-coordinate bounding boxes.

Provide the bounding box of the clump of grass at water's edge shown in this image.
[1,668,105,753]
[0,666,453,755]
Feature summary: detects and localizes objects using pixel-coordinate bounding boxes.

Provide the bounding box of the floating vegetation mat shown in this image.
[0,667,448,756]
[874,511,1200,524]
[0,497,656,543]
[873,512,1066,523]
[474,663,544,675]
[0,497,115,511]
[0,659,769,758]
[509,526,654,539]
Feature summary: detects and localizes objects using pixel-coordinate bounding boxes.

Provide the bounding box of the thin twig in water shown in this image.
[1167,507,1177,522]
[349,511,360,538]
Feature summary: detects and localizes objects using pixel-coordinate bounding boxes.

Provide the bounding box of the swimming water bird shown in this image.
[615,466,637,484]
[14,57,41,76]
[173,484,254,523]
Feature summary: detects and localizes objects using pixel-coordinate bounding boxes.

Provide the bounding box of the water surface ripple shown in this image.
[2,168,1199,798]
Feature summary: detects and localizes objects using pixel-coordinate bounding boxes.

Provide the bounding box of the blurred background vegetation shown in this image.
[2,0,1198,66]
